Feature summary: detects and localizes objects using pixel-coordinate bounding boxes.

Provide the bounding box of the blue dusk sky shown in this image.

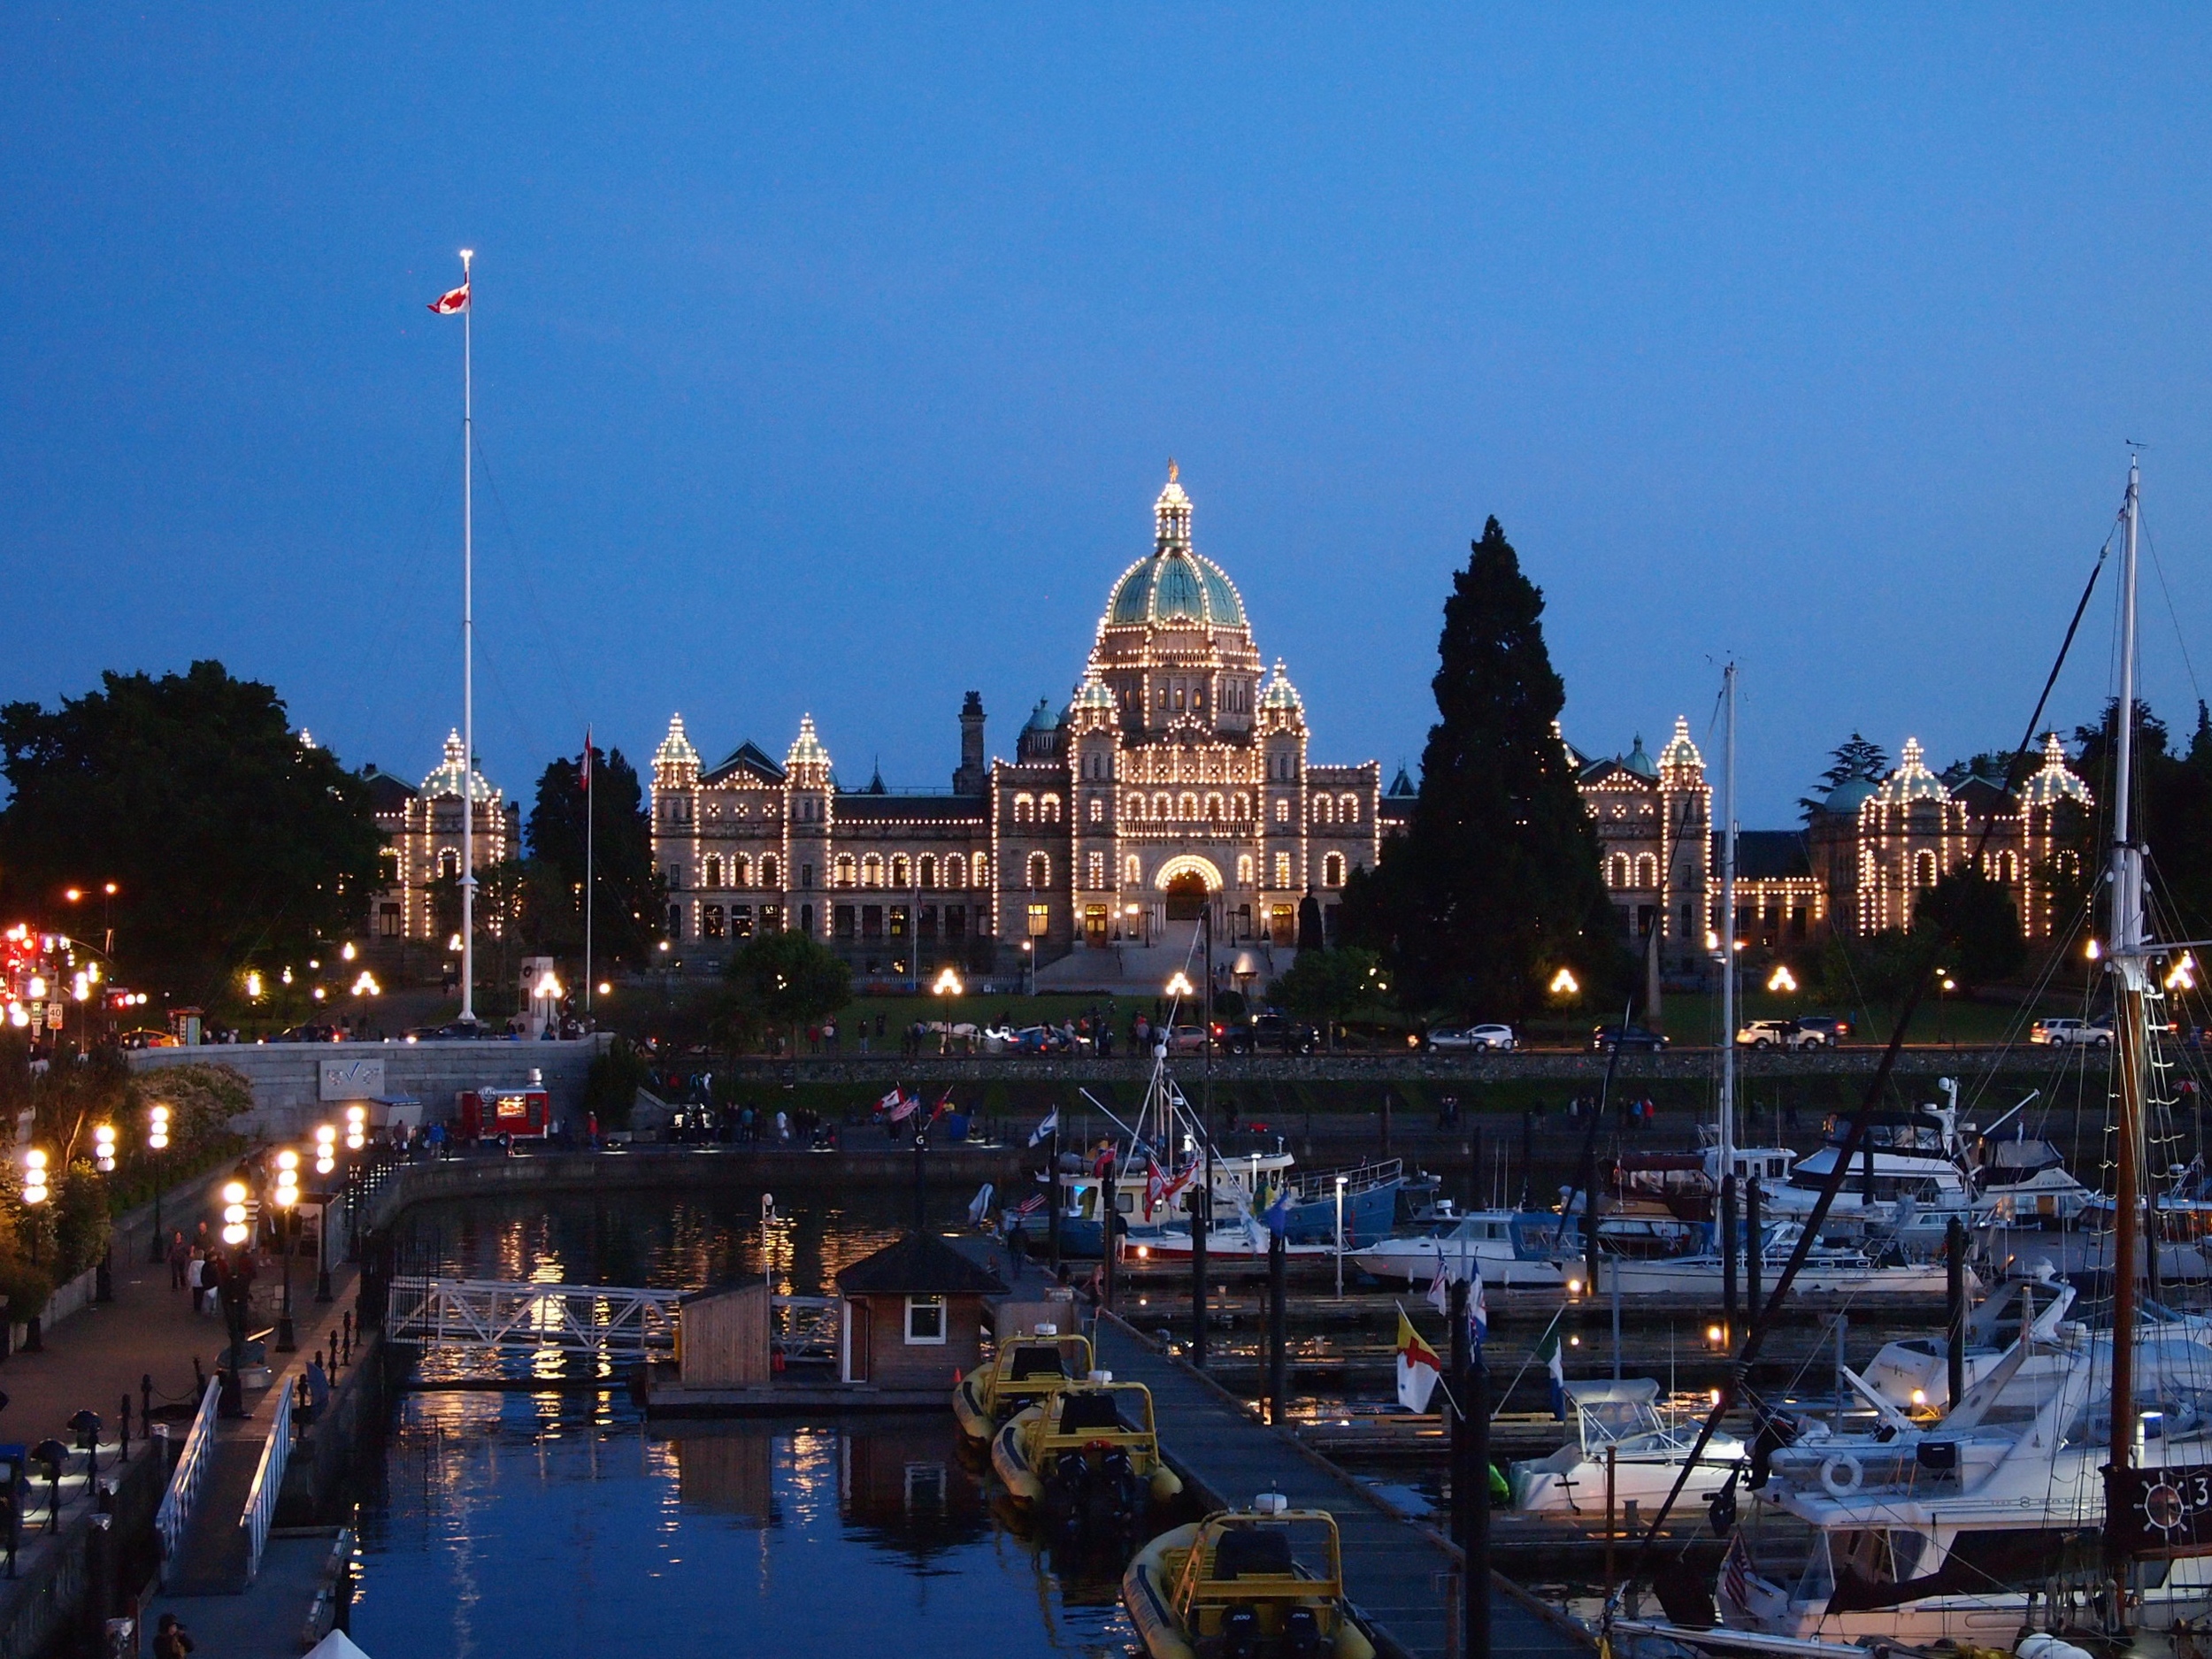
[4,6,2209,826]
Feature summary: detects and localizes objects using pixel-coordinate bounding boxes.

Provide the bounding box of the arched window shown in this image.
[1313,797,1333,826]
[946,854,966,888]
[1340,795,1359,824]
[704,855,723,888]
[1914,849,1939,888]
[1205,792,1225,820]
[834,854,856,887]
[891,855,910,888]
[1634,853,1658,889]
[1088,796,1104,825]
[440,849,458,880]
[1179,792,1198,820]
[1236,854,1255,887]
[1233,793,1251,820]
[1608,854,1630,888]
[1126,792,1146,819]
[1324,852,1347,888]
[734,854,752,888]
[1041,795,1061,825]
[919,854,938,889]
[862,854,883,887]
[972,853,988,887]
[1013,794,1033,825]
[761,855,780,888]
[1153,792,1171,820]
[1086,753,1105,780]
[1999,851,2019,885]
[1027,853,1051,889]
[1125,855,1142,885]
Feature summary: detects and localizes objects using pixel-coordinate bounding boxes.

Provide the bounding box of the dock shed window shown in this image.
[904,1296,946,1344]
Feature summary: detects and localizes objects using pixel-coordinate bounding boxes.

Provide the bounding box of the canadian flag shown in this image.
[427,279,470,314]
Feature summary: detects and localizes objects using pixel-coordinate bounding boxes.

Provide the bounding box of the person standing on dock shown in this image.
[167,1231,188,1290]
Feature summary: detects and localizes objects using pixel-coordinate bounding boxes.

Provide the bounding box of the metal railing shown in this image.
[154,1378,222,1586]
[387,1276,684,1357]
[241,1375,293,1586]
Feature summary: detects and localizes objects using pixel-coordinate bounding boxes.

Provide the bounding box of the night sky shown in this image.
[4,7,2208,825]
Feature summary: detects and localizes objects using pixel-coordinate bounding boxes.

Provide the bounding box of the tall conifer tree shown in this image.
[1355,518,1617,1017]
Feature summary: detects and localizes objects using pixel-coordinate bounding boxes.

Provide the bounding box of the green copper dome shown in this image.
[1108,549,1247,629]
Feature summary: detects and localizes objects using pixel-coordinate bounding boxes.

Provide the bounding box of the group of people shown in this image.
[165,1227,258,1355]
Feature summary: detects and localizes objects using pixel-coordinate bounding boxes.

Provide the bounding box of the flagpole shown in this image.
[585,726,595,1017]
[458,247,478,1026]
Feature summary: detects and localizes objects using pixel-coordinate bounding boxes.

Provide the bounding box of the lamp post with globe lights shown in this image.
[272,1151,300,1351]
[342,1102,369,1262]
[146,1103,172,1262]
[312,1125,339,1302]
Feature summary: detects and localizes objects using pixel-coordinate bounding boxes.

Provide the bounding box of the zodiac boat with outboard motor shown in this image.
[951,1328,1093,1444]
[1123,1494,1377,1659]
[991,1376,1183,1541]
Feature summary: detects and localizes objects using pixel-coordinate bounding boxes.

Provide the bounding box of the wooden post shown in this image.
[1380,1089,1393,1158]
[1720,1173,1738,1338]
[1269,1227,1288,1426]
[1047,1120,1062,1274]
[1449,1279,1471,1547]
[1603,1444,1618,1604]
[1744,1174,1762,1319]
[1467,1318,1490,1659]
[1946,1215,1967,1409]
[1582,1146,1600,1299]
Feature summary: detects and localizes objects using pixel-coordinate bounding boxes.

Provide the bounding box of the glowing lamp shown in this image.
[1548,967,1580,997]
[1164,971,1196,999]
[932,967,964,996]
[93,1124,116,1173]
[1766,965,1798,994]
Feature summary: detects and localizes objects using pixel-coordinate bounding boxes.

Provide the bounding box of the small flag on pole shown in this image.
[1535,1325,1567,1419]
[1263,1185,1292,1237]
[428,278,471,314]
[1468,1266,1489,1355]
[1426,1253,1451,1316]
[877,1087,903,1118]
[1144,1156,1167,1221]
[1014,1191,1045,1217]
[1027,1107,1060,1148]
[580,726,593,790]
[1395,1308,1443,1413]
[888,1092,919,1123]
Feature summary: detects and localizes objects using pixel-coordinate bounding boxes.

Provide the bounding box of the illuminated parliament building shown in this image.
[647,468,1389,979]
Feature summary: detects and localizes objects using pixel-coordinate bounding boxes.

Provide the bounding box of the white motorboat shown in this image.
[1858,1270,2077,1413]
[1347,1207,1700,1292]
[1586,1223,1956,1303]
[1510,1378,1745,1517]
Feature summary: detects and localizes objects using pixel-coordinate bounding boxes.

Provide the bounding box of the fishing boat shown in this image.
[951,1328,1093,1444]
[991,1378,1184,1541]
[1123,1494,1377,1659]
[1509,1378,1747,1517]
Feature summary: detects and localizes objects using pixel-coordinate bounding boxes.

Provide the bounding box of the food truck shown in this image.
[457,1085,552,1141]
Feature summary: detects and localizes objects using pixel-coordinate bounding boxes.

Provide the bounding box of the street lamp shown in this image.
[92,1125,115,1173]
[273,1150,300,1351]
[312,1125,338,1302]
[1021,939,1033,997]
[220,1179,250,1247]
[147,1102,172,1262]
[20,1150,47,1265]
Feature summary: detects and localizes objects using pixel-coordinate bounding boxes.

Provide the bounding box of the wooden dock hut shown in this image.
[835,1233,1007,1386]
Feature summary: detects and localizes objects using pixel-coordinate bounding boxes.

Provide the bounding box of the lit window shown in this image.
[1014,795,1034,825]
[1027,853,1051,889]
[835,854,856,887]
[1324,853,1346,889]
[904,1296,946,1344]
[1088,796,1104,825]
[1340,795,1359,824]
[735,854,753,887]
[972,854,988,887]
[1273,852,1291,887]
[1027,902,1049,938]
[1274,799,1290,825]
[892,856,910,887]
[1125,855,1141,885]
[1179,793,1198,820]
[1236,855,1255,887]
[1041,795,1061,824]
[1205,793,1224,820]
[863,854,883,888]
[1154,792,1171,820]
[1087,852,1104,889]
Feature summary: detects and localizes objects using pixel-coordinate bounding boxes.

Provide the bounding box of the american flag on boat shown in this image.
[1722,1533,1751,1609]
[1014,1191,1046,1217]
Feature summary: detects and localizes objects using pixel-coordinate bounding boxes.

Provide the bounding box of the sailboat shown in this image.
[1706,458,2212,1648]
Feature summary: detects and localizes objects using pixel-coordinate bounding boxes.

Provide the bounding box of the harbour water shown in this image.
[354,1188,1141,1656]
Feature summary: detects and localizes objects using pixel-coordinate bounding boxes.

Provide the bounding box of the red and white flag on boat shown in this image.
[1722,1533,1752,1609]
[1394,1307,1443,1413]
[876,1087,903,1118]
[428,278,470,314]
[1014,1191,1046,1217]
[1144,1156,1167,1221]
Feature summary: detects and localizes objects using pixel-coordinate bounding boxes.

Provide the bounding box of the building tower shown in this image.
[785,715,833,940]
[953,692,987,796]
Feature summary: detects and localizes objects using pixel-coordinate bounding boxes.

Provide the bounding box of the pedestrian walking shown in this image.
[167,1231,188,1291]
[187,1248,208,1315]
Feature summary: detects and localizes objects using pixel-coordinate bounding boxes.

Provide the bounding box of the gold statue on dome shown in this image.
[1167,458,1178,482]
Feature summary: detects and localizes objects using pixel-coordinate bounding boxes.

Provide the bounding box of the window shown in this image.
[1124,855,1141,886]
[763,855,781,888]
[1087,852,1105,890]
[667,863,685,891]
[835,854,856,887]
[379,902,402,938]
[946,854,966,888]
[1179,793,1197,820]
[972,854,988,887]
[1340,795,1359,824]
[1088,796,1104,825]
[731,904,753,939]
[1027,902,1049,938]
[1313,797,1333,826]
[919,855,938,889]
[891,855,910,888]
[1914,850,1939,888]
[1273,852,1292,887]
[1609,854,1630,888]
[1085,752,1105,780]
[797,903,811,935]
[918,905,937,939]
[862,854,883,888]
[905,1295,947,1344]
[834,905,856,940]
[440,849,459,880]
[862,904,883,939]
[1634,853,1658,888]
[946,905,967,940]
[1127,793,1146,819]
[1027,853,1051,889]
[705,855,723,888]
[1274,799,1290,825]
[1324,852,1346,888]
[1205,793,1224,820]
[799,861,813,889]
[1153,792,1171,820]
[1233,793,1251,820]
[1237,854,1255,887]
[761,904,783,933]
[667,903,684,940]
[1041,795,1061,824]
[377,849,400,887]
[735,854,753,887]
[1014,794,1034,824]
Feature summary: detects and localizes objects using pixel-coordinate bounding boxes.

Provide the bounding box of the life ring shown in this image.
[1819,1453,1863,1497]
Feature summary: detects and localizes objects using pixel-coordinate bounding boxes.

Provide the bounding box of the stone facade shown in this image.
[363,731,519,947]
[649,468,1384,974]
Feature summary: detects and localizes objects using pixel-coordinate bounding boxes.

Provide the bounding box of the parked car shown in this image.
[404,1019,497,1041]
[1735,1019,1795,1049]
[1219,1013,1318,1056]
[1591,1023,1669,1054]
[1428,1024,1518,1053]
[1328,1018,1425,1052]
[1790,1014,1852,1048]
[1161,1024,1211,1054]
[2031,1017,2114,1049]
[278,1022,348,1043]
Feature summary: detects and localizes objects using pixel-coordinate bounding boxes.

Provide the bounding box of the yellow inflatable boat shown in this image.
[990,1377,1184,1543]
[1122,1496,1376,1659]
[951,1330,1094,1444]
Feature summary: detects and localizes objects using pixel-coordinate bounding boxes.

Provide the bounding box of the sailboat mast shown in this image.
[2108,456,2146,1482]
[459,248,478,1026]
[1719,662,1737,1168]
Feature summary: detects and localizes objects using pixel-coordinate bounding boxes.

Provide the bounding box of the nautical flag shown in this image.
[580,727,593,790]
[1395,1308,1443,1413]
[1263,1185,1293,1237]
[888,1092,919,1123]
[928,1090,955,1124]
[1092,1144,1116,1177]
[877,1087,904,1118]
[1014,1191,1045,1217]
[1721,1533,1751,1609]
[428,278,471,314]
[1426,1253,1451,1316]
[1468,1267,1489,1355]
[1535,1326,1567,1419]
[1144,1156,1167,1221]
[1027,1107,1060,1148]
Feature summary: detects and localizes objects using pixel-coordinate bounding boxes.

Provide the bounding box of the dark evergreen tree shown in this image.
[1798,733,1890,821]
[1915,868,2025,988]
[0,662,382,1004]
[524,746,663,967]
[1362,518,1618,1019]
[2065,698,2212,941]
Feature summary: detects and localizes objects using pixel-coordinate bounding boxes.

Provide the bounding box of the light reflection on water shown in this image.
[361,1190,1138,1657]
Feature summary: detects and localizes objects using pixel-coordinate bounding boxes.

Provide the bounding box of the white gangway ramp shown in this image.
[386,1276,686,1358]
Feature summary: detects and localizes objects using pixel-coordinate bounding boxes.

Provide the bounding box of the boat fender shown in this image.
[2017,1638,2095,1659]
[1818,1453,1863,1498]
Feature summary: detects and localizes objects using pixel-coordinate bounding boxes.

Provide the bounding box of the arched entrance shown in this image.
[1164,871,1208,922]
